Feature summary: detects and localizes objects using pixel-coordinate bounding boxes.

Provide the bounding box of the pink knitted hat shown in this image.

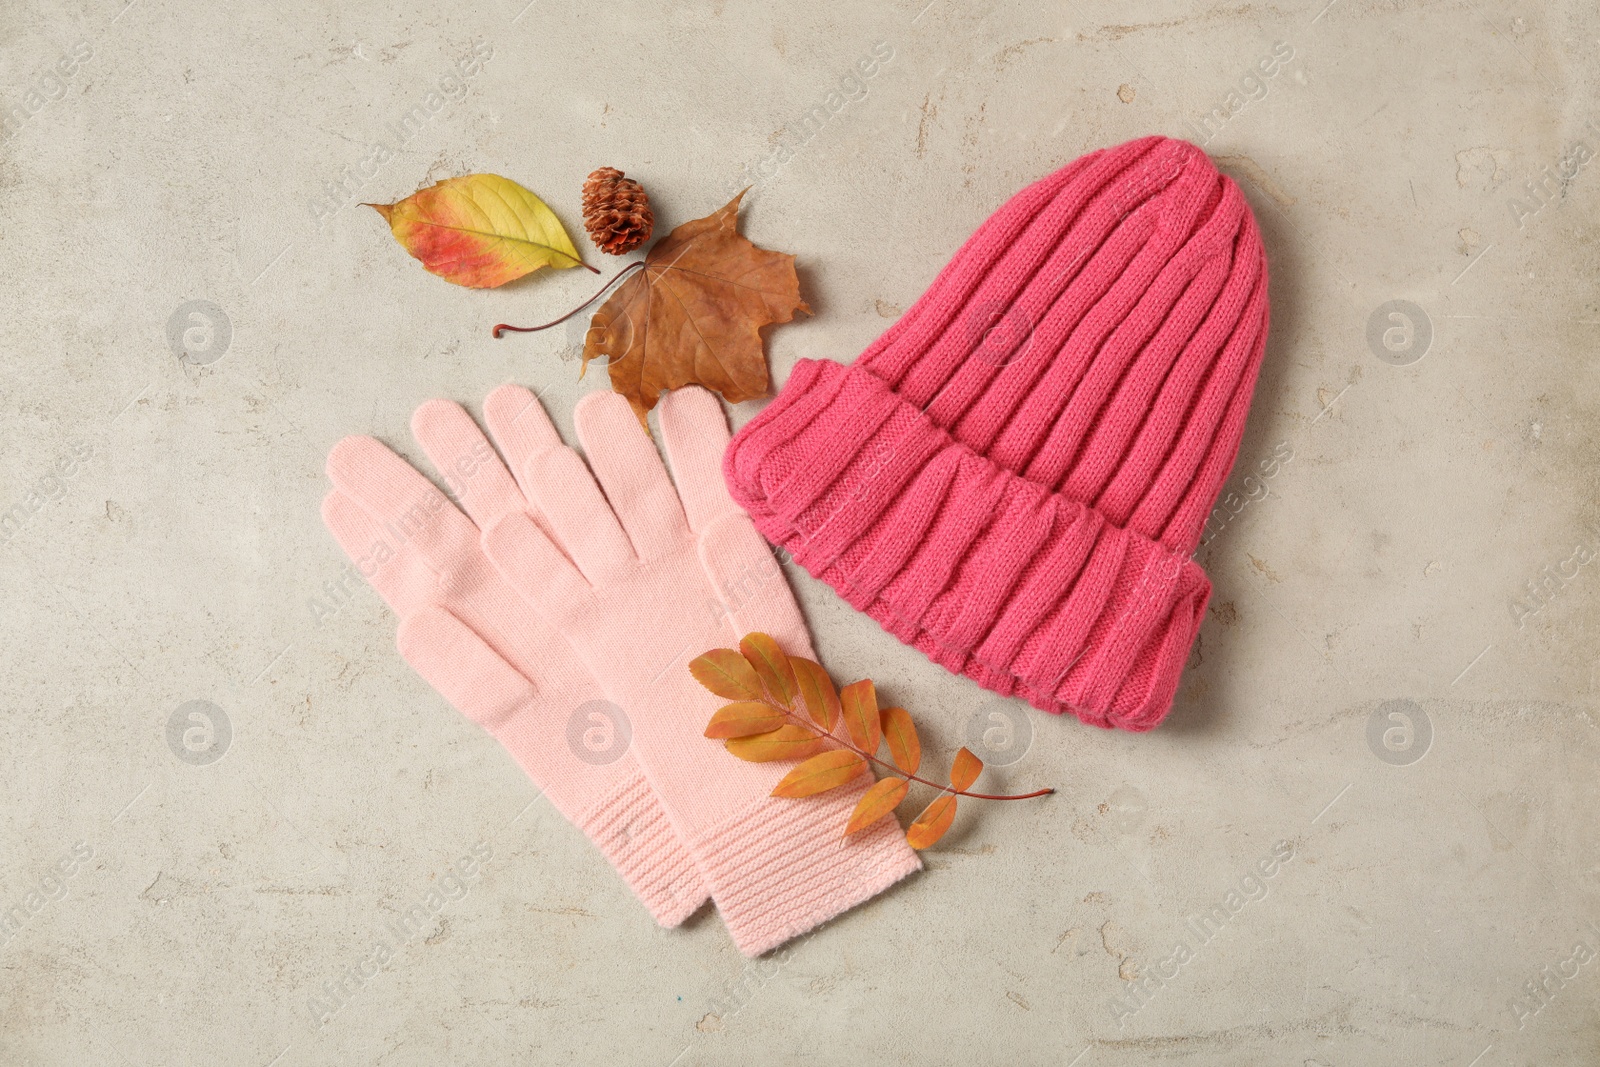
[724,136,1269,731]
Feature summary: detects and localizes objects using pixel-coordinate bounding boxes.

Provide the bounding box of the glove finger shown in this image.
[655,386,807,651]
[326,435,481,575]
[397,605,538,735]
[656,386,738,535]
[483,383,564,498]
[698,513,812,657]
[320,489,446,617]
[410,399,528,533]
[573,390,690,560]
[519,446,636,579]
[482,510,594,613]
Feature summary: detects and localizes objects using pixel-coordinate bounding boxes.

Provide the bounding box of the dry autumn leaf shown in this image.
[689,649,762,701]
[584,191,810,420]
[840,679,881,754]
[791,657,841,732]
[690,632,1052,852]
[368,174,590,288]
[725,724,825,763]
[950,747,984,792]
[906,793,958,850]
[771,750,867,799]
[704,701,786,739]
[880,707,921,775]
[845,777,910,836]
[740,632,797,707]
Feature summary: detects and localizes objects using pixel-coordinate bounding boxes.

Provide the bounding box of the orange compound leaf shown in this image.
[368,174,588,288]
[771,750,867,799]
[880,706,921,776]
[845,777,910,836]
[840,679,881,754]
[950,747,984,792]
[905,793,958,850]
[724,725,825,763]
[791,657,841,732]
[740,632,797,708]
[704,702,786,739]
[690,649,762,701]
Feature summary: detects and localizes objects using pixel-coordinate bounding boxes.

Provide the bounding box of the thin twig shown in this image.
[492,260,645,338]
[758,696,1053,801]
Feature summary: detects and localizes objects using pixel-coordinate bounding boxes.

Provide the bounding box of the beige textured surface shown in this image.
[2,0,1599,1063]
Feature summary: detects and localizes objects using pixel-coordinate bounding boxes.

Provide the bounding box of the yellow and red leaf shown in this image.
[368,174,586,288]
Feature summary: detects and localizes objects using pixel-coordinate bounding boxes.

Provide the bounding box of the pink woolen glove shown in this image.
[322,384,707,926]
[480,387,921,957]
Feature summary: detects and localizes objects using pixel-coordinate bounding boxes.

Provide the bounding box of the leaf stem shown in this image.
[492,260,645,338]
[764,698,1053,801]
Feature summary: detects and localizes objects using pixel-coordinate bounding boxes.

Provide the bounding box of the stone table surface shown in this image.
[2,0,1598,1063]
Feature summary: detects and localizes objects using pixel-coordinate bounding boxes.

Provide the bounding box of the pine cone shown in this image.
[581,167,654,256]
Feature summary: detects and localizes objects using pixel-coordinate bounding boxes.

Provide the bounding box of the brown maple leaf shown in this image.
[583,192,810,420]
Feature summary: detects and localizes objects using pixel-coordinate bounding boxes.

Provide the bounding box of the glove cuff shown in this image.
[577,771,709,928]
[694,781,922,957]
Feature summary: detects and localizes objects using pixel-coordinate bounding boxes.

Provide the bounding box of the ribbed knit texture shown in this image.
[576,773,707,926]
[725,136,1269,730]
[697,783,921,956]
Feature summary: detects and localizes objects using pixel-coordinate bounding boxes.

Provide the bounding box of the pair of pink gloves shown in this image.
[323,385,920,955]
